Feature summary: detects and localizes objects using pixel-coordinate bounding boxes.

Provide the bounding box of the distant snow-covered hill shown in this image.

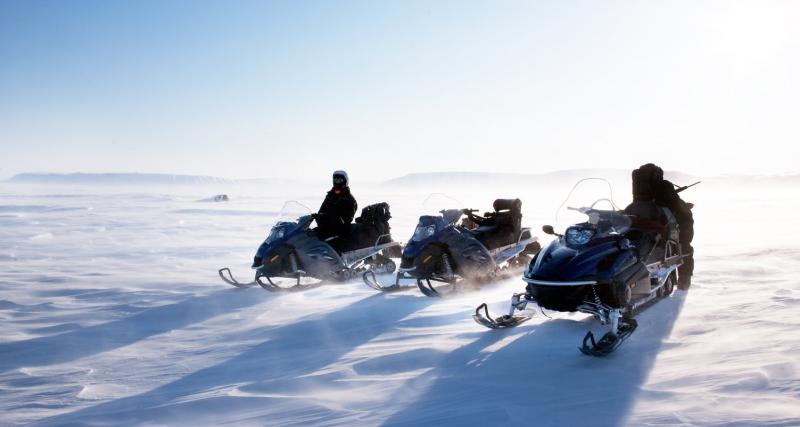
[8,173,234,185]
[8,170,798,189]
[383,169,700,188]
[6,173,309,187]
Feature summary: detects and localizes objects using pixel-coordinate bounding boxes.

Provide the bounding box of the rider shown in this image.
[315,170,357,251]
[630,163,695,289]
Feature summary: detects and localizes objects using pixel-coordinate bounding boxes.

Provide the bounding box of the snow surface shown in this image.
[0,180,798,426]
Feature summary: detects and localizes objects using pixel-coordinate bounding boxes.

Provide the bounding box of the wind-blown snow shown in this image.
[0,180,798,426]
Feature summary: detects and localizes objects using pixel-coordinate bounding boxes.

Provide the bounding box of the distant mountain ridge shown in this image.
[8,173,234,185]
[383,169,701,187]
[5,173,311,186]
[7,170,798,187]
[383,170,800,189]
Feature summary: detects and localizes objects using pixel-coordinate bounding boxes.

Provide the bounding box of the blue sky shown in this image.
[1,0,798,181]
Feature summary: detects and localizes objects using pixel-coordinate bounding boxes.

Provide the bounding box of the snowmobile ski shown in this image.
[579,317,638,356]
[416,278,458,298]
[472,302,533,329]
[362,271,416,293]
[218,268,257,288]
[255,271,324,293]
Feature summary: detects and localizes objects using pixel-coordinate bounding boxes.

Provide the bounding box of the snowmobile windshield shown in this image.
[407,193,463,243]
[270,201,313,233]
[421,193,464,224]
[555,178,630,236]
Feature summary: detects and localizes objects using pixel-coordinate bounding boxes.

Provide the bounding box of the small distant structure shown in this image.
[198,194,229,202]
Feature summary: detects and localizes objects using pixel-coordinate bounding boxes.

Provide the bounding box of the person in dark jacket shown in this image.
[630,163,695,289]
[315,170,357,251]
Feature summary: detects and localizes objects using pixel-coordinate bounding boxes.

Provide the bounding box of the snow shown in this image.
[0,179,798,426]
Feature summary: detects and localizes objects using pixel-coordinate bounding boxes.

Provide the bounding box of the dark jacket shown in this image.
[656,179,694,247]
[655,180,690,216]
[316,187,357,239]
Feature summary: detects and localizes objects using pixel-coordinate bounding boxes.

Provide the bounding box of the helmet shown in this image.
[641,163,664,182]
[632,163,664,201]
[332,170,349,189]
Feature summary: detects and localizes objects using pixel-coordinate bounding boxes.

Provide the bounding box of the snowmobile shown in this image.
[473,178,693,356]
[364,195,540,297]
[219,201,401,292]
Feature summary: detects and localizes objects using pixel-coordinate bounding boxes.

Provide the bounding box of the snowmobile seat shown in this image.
[624,201,667,232]
[624,200,682,261]
[470,199,523,250]
[624,228,660,262]
[493,198,522,213]
[334,224,378,253]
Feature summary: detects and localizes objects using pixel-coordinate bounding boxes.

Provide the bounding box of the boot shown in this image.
[678,273,692,290]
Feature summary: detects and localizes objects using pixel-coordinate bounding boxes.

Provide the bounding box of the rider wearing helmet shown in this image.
[315,170,357,251]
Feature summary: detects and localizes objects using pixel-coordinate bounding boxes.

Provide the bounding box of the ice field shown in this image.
[1,174,798,426]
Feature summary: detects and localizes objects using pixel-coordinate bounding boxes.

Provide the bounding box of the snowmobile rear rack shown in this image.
[373,233,393,249]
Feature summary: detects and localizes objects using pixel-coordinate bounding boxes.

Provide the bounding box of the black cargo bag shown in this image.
[356,202,391,224]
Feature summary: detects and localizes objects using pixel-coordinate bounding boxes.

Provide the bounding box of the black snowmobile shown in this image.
[473,178,694,356]
[219,201,401,292]
[364,195,540,297]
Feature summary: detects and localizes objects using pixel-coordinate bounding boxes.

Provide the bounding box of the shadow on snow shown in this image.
[381,292,688,427]
[0,289,264,374]
[36,293,435,426]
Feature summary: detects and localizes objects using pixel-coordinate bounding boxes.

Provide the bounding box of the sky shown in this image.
[1,0,799,182]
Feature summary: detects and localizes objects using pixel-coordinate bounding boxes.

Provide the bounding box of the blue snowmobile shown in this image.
[473,178,695,356]
[364,196,540,297]
[220,201,401,292]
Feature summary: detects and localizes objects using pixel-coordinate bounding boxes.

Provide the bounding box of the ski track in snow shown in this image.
[0,183,798,426]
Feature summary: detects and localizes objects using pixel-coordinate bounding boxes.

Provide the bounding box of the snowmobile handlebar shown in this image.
[675,181,701,193]
[567,206,591,214]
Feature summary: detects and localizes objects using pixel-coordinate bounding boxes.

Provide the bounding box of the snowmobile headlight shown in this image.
[566,227,594,246]
[412,224,436,242]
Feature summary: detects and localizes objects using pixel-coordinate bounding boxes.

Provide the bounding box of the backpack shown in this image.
[356,202,391,225]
